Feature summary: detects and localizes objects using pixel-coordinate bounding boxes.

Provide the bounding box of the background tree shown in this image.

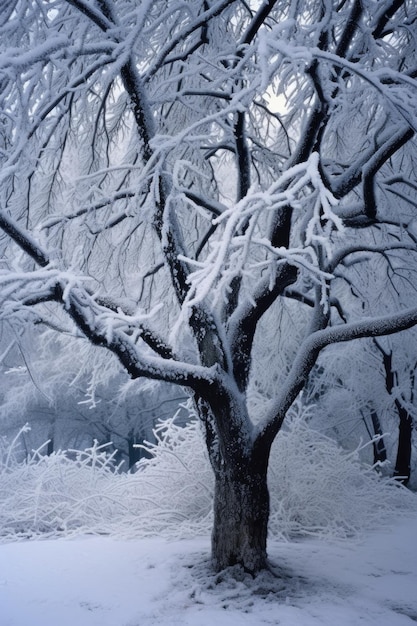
[302,248,417,486]
[303,334,417,486]
[0,0,417,573]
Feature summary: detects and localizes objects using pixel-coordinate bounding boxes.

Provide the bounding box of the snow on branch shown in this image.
[143,0,236,82]
[259,31,417,132]
[0,212,50,267]
[327,242,417,273]
[178,153,341,311]
[257,305,417,443]
[0,268,217,389]
[0,36,69,70]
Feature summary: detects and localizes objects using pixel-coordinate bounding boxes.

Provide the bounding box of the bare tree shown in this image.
[1,0,417,572]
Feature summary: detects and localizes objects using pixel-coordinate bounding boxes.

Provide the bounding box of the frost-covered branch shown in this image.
[327,243,417,273]
[0,268,216,389]
[0,213,50,268]
[256,305,417,447]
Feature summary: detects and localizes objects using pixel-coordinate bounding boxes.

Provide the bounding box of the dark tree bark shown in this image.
[211,461,269,573]
[393,401,412,485]
[197,389,271,573]
[370,409,387,466]
[378,347,414,485]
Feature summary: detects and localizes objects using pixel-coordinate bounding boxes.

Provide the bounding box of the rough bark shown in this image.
[211,463,270,574]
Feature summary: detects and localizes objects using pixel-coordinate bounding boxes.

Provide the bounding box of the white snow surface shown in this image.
[1,513,417,626]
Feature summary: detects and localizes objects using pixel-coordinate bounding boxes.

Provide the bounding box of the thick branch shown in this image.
[241,0,278,46]
[65,0,113,30]
[334,0,363,58]
[228,262,297,391]
[20,279,217,389]
[0,213,50,267]
[225,202,296,391]
[184,191,226,217]
[255,305,417,449]
[67,295,214,387]
[332,126,414,200]
[372,0,405,39]
[326,242,417,273]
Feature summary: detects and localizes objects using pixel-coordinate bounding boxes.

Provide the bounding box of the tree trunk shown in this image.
[196,391,270,573]
[128,433,144,469]
[393,400,412,485]
[46,437,54,456]
[211,465,269,574]
[370,409,387,465]
[379,348,413,484]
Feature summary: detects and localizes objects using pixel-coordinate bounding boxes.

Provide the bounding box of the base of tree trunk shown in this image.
[211,468,269,574]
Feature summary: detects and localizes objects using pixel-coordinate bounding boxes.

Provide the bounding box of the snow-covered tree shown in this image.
[1,0,417,572]
[303,258,417,485]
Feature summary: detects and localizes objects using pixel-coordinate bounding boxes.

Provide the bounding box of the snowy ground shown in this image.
[1,514,417,626]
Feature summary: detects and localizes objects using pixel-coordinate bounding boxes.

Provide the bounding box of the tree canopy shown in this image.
[0,0,417,571]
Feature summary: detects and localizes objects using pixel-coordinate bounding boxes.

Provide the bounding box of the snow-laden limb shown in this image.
[0,36,70,70]
[326,242,417,273]
[330,124,414,201]
[143,0,237,82]
[94,301,164,345]
[65,0,115,32]
[0,212,51,267]
[39,188,140,231]
[0,268,218,389]
[65,290,220,388]
[311,48,417,132]
[259,27,417,132]
[256,305,417,445]
[180,153,341,311]
[0,267,64,309]
[247,238,333,282]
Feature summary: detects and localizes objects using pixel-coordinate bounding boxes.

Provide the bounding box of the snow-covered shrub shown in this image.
[0,438,124,538]
[0,415,214,541]
[132,417,214,535]
[267,408,413,539]
[0,406,415,542]
[0,424,30,471]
